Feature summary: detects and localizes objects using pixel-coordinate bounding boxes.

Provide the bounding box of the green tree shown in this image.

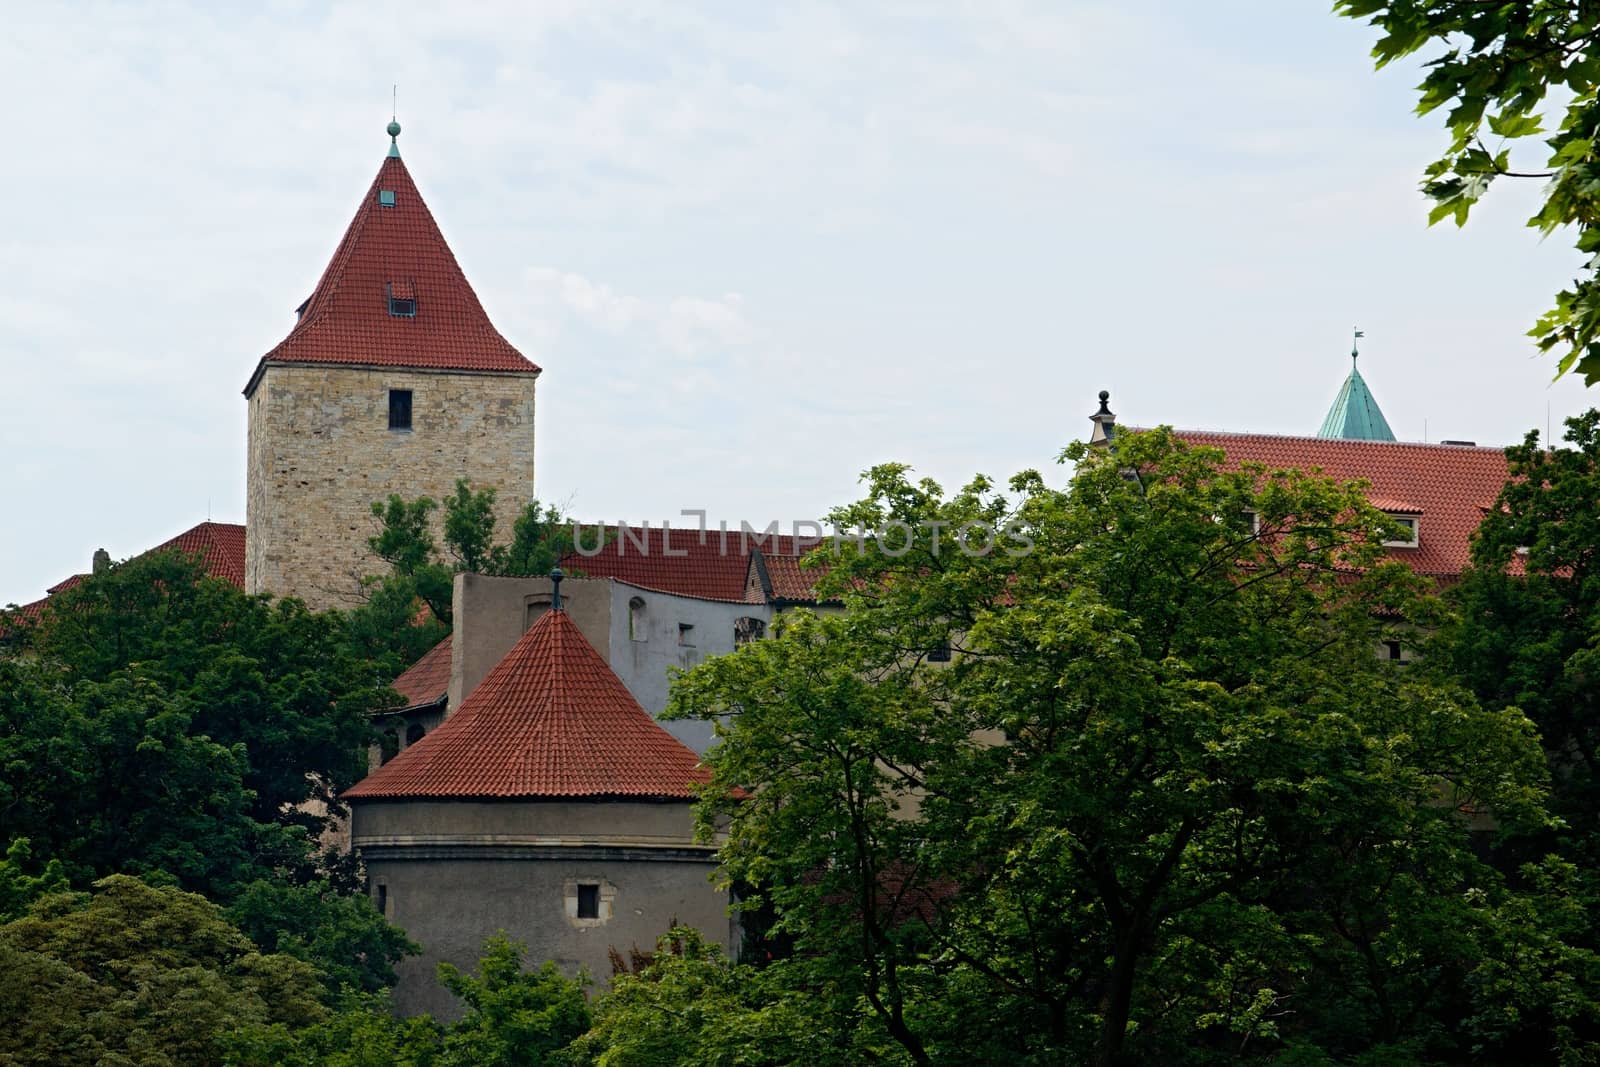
[0,550,417,1009]
[436,934,592,1067]
[224,878,418,999]
[668,430,1555,1065]
[226,935,591,1067]
[572,927,858,1066]
[361,481,579,631]
[0,837,67,922]
[0,875,324,1067]
[1334,1,1600,381]
[1433,410,1600,828]
[24,550,389,839]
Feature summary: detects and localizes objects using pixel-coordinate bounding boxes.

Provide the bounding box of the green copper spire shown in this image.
[1316,329,1395,441]
[386,119,401,158]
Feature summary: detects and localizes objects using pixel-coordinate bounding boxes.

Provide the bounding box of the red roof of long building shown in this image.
[563,526,822,603]
[345,607,709,800]
[243,148,538,396]
[1171,431,1511,579]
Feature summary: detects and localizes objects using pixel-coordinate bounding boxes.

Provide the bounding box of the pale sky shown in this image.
[3,2,1595,607]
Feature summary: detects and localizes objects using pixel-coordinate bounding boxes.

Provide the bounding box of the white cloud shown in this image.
[524,267,752,357]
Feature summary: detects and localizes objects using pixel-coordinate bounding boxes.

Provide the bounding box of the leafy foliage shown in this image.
[1335,1,1600,381]
[360,480,578,635]
[668,430,1558,1065]
[3,551,389,892]
[224,878,418,999]
[573,927,855,1066]
[0,875,324,1067]
[226,934,590,1067]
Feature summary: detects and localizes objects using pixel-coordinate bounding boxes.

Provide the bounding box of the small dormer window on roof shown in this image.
[378,189,396,207]
[387,281,417,318]
[1382,513,1420,548]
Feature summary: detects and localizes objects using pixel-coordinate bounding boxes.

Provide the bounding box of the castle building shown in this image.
[344,573,728,1019]
[242,123,540,610]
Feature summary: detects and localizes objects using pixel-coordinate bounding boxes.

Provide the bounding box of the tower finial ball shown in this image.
[387,120,402,138]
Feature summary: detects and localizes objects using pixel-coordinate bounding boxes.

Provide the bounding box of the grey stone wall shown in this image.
[245,363,538,610]
[351,798,729,1019]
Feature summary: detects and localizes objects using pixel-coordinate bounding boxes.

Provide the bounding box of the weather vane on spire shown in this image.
[386,85,402,158]
[1352,327,1364,363]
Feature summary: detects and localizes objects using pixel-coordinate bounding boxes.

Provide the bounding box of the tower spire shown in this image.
[1317,331,1394,441]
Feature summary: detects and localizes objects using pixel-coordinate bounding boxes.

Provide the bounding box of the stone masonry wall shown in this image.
[246,363,538,610]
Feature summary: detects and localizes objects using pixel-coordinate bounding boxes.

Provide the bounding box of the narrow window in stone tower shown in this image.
[577,883,600,919]
[376,883,388,916]
[388,389,412,431]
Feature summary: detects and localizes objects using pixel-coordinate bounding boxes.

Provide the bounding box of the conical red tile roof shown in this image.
[345,609,709,800]
[243,150,538,396]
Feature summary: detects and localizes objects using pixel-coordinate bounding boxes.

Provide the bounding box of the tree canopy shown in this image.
[1335,1,1600,381]
[362,481,577,633]
[0,548,416,1000]
[667,430,1566,1064]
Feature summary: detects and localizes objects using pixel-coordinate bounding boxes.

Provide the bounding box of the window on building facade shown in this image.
[388,389,412,431]
[577,884,600,919]
[678,623,696,647]
[1382,514,1420,548]
[927,642,953,663]
[378,189,396,207]
[734,616,766,647]
[376,883,388,916]
[628,597,647,641]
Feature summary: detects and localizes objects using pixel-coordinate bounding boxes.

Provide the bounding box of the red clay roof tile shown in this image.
[345,608,709,800]
[7,522,247,633]
[389,634,452,709]
[243,154,537,396]
[1172,431,1510,579]
[563,525,822,603]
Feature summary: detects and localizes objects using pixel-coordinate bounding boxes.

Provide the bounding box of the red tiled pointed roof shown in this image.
[6,521,247,627]
[243,152,538,396]
[345,608,709,800]
[1171,431,1510,579]
[388,634,452,709]
[149,521,247,588]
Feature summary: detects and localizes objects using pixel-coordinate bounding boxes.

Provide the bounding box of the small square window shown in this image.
[577,883,600,919]
[388,296,416,317]
[1382,514,1419,548]
[927,642,952,663]
[378,189,397,207]
[388,389,413,431]
[678,623,695,646]
[1241,510,1261,535]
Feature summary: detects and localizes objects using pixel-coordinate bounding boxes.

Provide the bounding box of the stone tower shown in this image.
[244,122,540,609]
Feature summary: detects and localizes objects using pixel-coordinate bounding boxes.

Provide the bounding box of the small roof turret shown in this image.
[1317,330,1395,442]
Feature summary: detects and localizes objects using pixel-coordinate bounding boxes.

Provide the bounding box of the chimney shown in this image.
[92,548,110,575]
[1088,390,1116,446]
